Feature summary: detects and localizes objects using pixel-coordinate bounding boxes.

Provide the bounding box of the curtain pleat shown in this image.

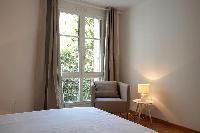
[104,8,120,81]
[44,0,64,109]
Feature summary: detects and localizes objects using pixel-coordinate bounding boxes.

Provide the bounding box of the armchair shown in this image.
[91,81,130,117]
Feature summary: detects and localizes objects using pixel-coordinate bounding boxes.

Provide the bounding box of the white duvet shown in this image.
[0,107,156,133]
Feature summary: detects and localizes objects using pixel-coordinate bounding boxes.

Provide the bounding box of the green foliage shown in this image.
[60,37,79,72]
[85,17,94,38]
[84,39,94,72]
[83,78,92,101]
[62,78,79,102]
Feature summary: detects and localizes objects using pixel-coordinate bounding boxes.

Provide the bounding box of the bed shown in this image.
[0,107,156,133]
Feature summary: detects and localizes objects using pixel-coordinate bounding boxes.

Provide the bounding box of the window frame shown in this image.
[59,4,105,106]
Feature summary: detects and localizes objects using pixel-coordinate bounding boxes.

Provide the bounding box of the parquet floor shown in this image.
[117,112,199,133]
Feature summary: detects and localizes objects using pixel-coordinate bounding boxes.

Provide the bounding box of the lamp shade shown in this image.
[138,84,150,94]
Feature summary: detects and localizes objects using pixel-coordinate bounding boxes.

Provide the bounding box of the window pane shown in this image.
[85,17,100,39]
[59,12,79,36]
[62,78,79,103]
[60,36,79,72]
[84,39,101,72]
[83,78,100,101]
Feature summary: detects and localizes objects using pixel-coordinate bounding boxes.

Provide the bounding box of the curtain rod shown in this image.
[63,0,123,14]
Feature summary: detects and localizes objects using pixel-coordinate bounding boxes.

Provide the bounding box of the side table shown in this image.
[133,99,153,123]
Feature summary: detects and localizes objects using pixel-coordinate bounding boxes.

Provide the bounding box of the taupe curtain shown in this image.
[43,0,63,109]
[34,0,63,110]
[104,8,120,81]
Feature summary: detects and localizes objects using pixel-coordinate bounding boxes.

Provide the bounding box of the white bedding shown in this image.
[0,107,156,133]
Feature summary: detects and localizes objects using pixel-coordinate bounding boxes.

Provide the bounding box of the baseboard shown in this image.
[0,110,11,115]
[152,117,199,133]
[129,110,199,133]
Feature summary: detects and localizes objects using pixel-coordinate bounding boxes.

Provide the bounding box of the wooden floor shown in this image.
[117,112,199,133]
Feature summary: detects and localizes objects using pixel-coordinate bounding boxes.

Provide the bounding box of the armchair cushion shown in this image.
[94,81,120,98]
[95,90,119,98]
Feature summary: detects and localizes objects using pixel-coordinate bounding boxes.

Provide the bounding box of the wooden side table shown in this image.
[133,99,153,123]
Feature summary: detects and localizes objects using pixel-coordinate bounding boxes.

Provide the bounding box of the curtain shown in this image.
[43,0,64,109]
[104,8,120,81]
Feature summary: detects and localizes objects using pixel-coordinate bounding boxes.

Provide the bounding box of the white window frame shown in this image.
[59,1,105,106]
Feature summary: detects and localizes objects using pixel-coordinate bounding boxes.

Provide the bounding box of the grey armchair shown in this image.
[91,81,130,117]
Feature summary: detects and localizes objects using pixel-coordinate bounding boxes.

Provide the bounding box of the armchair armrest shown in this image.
[91,85,96,106]
[118,82,130,101]
[118,82,130,109]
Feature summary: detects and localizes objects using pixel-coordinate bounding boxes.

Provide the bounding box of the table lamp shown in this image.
[138,84,150,101]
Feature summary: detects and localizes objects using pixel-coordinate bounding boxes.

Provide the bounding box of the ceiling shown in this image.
[73,0,140,9]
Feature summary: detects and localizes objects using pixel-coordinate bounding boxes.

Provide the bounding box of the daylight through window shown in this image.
[59,11,104,104]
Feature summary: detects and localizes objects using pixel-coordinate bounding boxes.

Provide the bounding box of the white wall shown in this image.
[0,0,41,114]
[119,0,200,131]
